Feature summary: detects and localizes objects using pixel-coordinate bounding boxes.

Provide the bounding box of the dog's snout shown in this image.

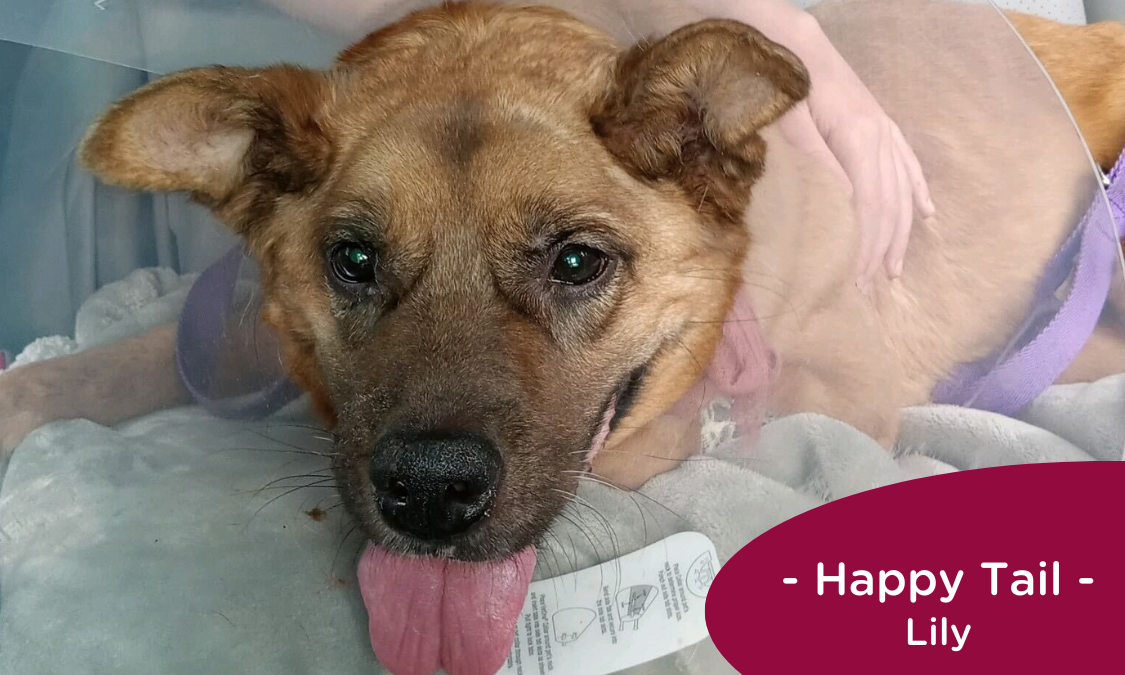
[370,431,501,542]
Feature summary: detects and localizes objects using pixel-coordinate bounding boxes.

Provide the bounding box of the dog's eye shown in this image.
[550,244,608,286]
[329,242,377,285]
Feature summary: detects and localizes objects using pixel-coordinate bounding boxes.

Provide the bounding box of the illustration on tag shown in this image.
[686,551,717,598]
[616,585,658,631]
[552,607,597,645]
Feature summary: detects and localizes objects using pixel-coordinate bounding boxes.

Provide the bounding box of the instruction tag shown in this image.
[496,531,719,675]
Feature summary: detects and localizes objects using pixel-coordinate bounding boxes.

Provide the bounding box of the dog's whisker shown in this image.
[308,497,345,515]
[537,530,571,579]
[240,482,338,494]
[235,438,337,459]
[568,472,690,530]
[259,421,339,439]
[536,523,577,592]
[549,528,579,575]
[568,471,652,544]
[227,444,336,459]
[202,443,337,464]
[538,528,586,597]
[685,299,803,324]
[560,497,623,592]
[554,508,606,562]
[237,480,337,501]
[565,490,628,567]
[556,490,622,568]
[234,473,335,499]
[553,509,609,592]
[671,333,709,379]
[560,528,585,592]
[657,267,799,314]
[260,472,334,486]
[584,448,714,462]
[247,429,338,451]
[662,266,784,285]
[332,522,366,573]
[564,471,653,545]
[246,478,340,522]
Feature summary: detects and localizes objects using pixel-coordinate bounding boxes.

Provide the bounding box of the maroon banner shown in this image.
[706,462,1123,672]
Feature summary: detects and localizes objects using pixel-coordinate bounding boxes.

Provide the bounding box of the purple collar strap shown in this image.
[933,150,1125,415]
[176,245,302,419]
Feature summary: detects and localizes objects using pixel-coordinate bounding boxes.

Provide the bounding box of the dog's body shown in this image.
[743,2,1119,440]
[563,0,1125,485]
[2,0,1124,555]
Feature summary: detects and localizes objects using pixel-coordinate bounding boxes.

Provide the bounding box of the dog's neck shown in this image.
[694,125,854,422]
[742,126,859,325]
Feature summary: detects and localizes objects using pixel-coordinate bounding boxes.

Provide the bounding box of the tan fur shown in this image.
[1009,14,1125,172]
[2,0,1124,553]
[1008,12,1125,329]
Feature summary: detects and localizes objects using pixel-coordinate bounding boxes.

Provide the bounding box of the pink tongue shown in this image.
[358,544,537,675]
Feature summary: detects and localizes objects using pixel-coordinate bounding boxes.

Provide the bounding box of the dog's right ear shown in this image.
[592,20,809,223]
[80,65,332,234]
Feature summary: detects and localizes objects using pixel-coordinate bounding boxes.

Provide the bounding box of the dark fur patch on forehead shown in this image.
[439,98,488,168]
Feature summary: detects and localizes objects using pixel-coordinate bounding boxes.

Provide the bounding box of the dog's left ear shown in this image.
[80,65,332,235]
[592,20,809,221]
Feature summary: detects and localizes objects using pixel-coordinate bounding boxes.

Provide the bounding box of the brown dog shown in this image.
[2,0,1124,610]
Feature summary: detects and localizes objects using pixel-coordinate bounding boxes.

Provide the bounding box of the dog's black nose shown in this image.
[370,431,501,542]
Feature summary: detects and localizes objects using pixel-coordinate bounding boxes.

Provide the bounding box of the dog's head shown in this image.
[81,2,807,561]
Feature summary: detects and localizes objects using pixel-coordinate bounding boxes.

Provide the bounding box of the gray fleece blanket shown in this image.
[1,269,1122,675]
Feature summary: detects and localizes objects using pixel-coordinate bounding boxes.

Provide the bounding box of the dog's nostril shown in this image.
[446,480,472,503]
[370,431,502,542]
[388,479,409,501]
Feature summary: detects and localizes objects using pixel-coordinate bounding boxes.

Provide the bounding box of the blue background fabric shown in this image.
[0,0,339,356]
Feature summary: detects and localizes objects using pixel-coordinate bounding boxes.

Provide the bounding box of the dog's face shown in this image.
[81,3,807,561]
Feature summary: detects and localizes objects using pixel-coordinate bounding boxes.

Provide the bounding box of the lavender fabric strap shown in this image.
[176,246,302,419]
[933,151,1125,415]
